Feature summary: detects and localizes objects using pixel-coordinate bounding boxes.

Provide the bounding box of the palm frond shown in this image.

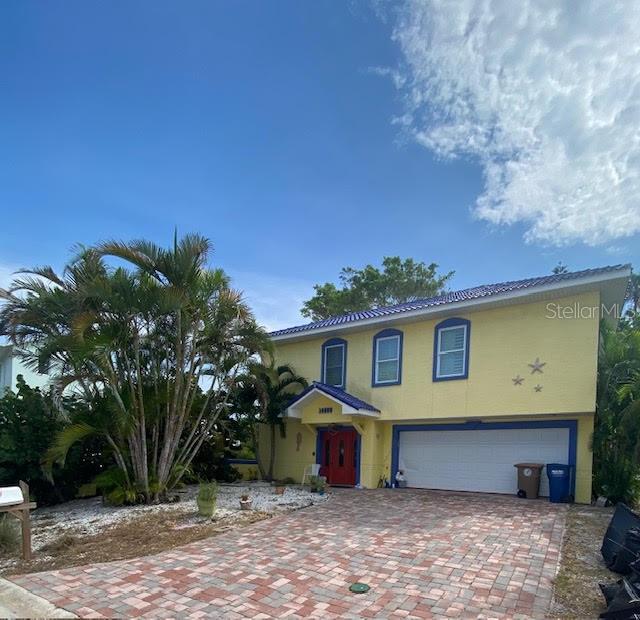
[41,422,99,481]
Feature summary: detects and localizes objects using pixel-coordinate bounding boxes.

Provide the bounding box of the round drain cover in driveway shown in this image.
[349,583,370,594]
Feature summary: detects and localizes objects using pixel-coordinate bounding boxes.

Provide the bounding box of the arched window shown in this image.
[321,338,347,388]
[372,328,403,386]
[433,318,470,381]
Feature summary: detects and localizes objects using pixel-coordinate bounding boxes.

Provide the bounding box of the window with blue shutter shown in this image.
[433,318,470,381]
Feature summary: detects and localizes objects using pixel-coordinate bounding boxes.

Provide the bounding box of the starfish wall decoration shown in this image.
[512,375,524,386]
[528,357,546,374]
[534,384,543,392]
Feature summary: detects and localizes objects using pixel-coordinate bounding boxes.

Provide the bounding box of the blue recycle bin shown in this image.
[546,463,574,503]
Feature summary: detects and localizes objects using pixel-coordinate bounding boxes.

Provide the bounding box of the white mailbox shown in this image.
[0,486,24,507]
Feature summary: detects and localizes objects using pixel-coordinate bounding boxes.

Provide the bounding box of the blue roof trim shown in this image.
[288,381,380,413]
[271,265,630,338]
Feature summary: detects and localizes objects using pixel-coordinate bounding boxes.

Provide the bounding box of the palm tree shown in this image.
[0,234,270,502]
[593,320,640,502]
[628,273,640,318]
[235,363,307,481]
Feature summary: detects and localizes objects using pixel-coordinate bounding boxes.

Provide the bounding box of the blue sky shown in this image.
[1,1,638,330]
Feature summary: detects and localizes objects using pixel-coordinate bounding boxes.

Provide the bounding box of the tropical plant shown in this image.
[196,481,218,517]
[593,320,640,503]
[628,274,640,318]
[187,439,242,483]
[0,376,106,505]
[233,363,307,481]
[93,467,141,506]
[316,477,327,494]
[0,234,270,503]
[0,377,63,503]
[197,481,218,502]
[301,256,454,320]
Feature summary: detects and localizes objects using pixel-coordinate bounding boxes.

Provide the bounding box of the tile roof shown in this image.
[288,381,380,413]
[271,264,630,338]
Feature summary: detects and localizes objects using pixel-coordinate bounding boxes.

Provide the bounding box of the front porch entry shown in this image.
[317,427,360,486]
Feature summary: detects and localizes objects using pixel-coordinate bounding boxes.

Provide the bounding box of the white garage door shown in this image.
[397,427,570,496]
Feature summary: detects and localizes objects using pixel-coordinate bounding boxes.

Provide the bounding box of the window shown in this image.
[433,318,470,381]
[372,329,403,386]
[321,338,347,387]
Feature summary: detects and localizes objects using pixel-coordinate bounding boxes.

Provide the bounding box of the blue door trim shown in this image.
[316,425,361,487]
[391,419,577,496]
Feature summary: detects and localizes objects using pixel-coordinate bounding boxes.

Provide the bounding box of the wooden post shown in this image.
[0,482,36,561]
[19,480,31,561]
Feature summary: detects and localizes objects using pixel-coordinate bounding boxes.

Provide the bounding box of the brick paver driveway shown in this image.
[11,489,566,619]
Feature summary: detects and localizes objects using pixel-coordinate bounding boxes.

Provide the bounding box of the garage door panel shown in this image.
[397,427,570,496]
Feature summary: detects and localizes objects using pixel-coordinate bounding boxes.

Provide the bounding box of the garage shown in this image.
[395,422,575,496]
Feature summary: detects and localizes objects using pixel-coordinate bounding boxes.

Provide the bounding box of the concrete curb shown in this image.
[0,578,76,619]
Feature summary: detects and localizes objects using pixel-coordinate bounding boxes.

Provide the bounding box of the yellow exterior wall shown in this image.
[269,291,600,503]
[266,420,317,483]
[275,292,600,420]
[270,414,593,503]
[576,414,595,503]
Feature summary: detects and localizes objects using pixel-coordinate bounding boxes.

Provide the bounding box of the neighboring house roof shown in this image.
[271,264,631,341]
[287,381,380,415]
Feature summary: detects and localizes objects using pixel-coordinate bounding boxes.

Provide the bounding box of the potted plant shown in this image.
[317,478,327,496]
[196,481,218,517]
[239,494,252,510]
[274,483,286,495]
[308,475,318,493]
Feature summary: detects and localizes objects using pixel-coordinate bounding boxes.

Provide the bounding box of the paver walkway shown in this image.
[10,489,566,618]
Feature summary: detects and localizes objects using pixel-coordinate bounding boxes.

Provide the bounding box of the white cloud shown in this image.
[0,264,18,290]
[390,0,640,246]
[228,270,312,333]
[367,66,407,89]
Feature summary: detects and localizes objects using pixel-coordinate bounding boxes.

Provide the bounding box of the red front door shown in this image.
[320,428,358,486]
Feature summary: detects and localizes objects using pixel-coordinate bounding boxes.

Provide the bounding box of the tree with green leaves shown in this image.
[592,319,640,503]
[552,262,569,274]
[0,235,270,503]
[628,273,640,317]
[301,257,454,321]
[0,376,107,505]
[233,363,307,481]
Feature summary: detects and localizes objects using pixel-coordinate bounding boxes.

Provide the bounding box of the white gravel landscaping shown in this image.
[0,483,328,573]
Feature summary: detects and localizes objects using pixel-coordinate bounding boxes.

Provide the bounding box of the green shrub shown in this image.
[185,441,242,484]
[93,468,140,506]
[594,453,640,505]
[76,483,97,498]
[0,377,109,506]
[0,515,19,554]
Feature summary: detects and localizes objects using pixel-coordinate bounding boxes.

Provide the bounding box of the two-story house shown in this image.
[268,265,630,504]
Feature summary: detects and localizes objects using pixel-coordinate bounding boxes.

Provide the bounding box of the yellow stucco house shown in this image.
[267,266,630,503]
